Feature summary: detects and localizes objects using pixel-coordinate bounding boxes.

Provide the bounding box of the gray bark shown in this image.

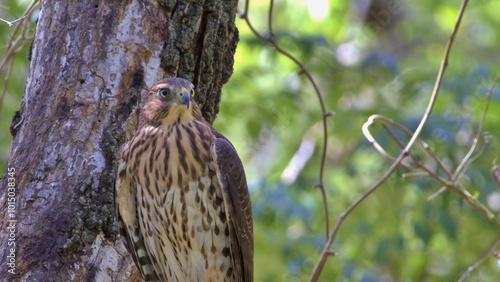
[0,0,238,280]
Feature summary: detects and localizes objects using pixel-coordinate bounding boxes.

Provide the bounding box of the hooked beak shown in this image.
[177,88,191,108]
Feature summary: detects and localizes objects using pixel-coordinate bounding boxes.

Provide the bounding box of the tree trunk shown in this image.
[0,0,238,281]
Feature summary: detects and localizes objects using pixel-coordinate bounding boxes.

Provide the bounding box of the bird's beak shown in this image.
[177,88,191,108]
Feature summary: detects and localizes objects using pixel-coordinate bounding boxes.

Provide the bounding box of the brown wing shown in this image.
[211,137,254,282]
[115,154,161,281]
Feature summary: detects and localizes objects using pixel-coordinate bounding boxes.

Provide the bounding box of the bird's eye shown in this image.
[158,88,170,98]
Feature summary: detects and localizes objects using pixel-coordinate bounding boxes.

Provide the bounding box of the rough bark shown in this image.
[0,0,238,281]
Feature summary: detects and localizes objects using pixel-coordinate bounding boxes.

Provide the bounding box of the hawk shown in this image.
[115,78,253,282]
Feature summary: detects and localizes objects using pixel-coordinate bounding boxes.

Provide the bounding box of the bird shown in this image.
[115,78,253,282]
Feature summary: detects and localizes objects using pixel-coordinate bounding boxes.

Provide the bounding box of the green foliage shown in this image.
[216,0,500,281]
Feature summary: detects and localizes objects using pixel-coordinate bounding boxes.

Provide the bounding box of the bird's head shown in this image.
[140,78,201,127]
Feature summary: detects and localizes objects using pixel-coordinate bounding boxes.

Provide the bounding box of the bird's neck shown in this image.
[139,103,204,130]
[139,106,193,131]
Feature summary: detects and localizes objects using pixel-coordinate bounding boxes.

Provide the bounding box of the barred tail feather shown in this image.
[118,217,160,281]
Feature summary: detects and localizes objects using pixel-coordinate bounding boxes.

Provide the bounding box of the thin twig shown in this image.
[365,113,496,222]
[383,117,500,224]
[455,75,500,178]
[493,164,500,189]
[0,0,39,114]
[429,74,500,199]
[457,237,500,282]
[309,0,470,280]
[363,115,454,178]
[380,124,449,185]
[378,125,497,225]
[240,0,332,238]
[364,84,500,224]
[0,15,27,27]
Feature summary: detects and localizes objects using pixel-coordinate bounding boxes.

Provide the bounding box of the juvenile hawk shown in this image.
[115,78,253,281]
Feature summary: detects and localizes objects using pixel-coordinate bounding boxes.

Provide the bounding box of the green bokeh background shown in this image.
[2,1,500,281]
